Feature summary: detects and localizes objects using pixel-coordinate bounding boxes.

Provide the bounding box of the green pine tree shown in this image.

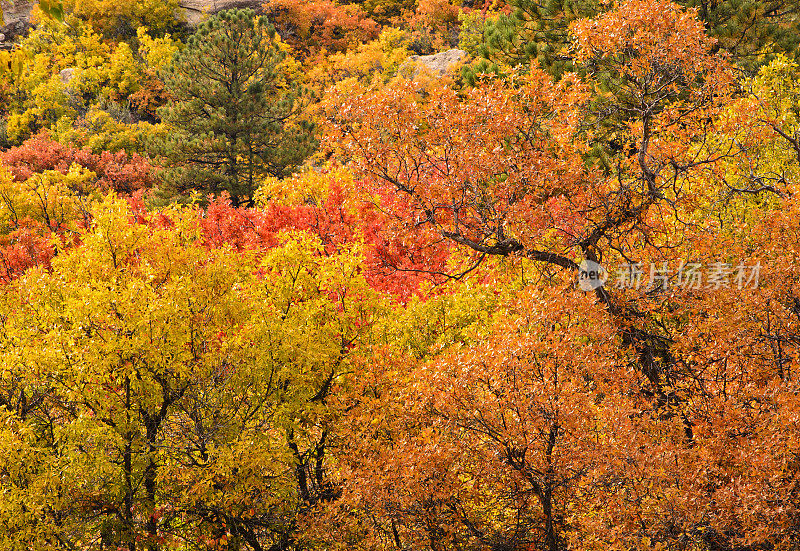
[158,8,316,206]
[465,0,600,83]
[685,0,800,72]
[463,0,800,83]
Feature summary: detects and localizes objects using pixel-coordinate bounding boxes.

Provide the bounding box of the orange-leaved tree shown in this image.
[324,0,737,392]
[325,0,735,287]
[313,1,800,550]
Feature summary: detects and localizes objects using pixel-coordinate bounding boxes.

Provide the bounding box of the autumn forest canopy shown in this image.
[1,0,800,549]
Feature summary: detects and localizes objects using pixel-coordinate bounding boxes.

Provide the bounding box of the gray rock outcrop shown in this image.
[403,49,467,80]
[58,67,74,84]
[177,0,264,27]
[0,0,35,49]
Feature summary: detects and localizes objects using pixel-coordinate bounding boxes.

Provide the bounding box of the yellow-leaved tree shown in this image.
[0,194,379,550]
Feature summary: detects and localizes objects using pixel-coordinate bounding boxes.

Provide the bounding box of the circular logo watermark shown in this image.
[578,259,607,291]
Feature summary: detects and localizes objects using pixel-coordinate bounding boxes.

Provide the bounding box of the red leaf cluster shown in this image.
[1,134,157,194]
[0,221,57,283]
[199,183,451,301]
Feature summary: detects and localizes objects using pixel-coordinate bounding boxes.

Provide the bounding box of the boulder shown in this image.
[0,0,35,49]
[177,0,264,27]
[402,48,467,80]
[58,67,75,84]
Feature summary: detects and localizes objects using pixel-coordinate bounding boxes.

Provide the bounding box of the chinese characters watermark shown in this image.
[579,261,760,291]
